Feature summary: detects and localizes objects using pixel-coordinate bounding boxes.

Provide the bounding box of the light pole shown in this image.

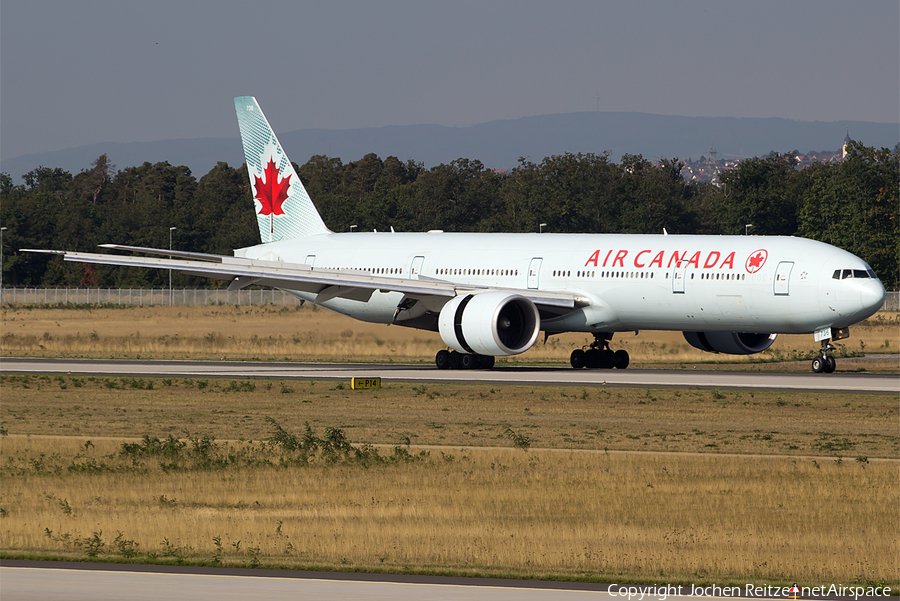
[0,227,6,304]
[745,224,753,236]
[169,227,177,305]
[539,223,547,234]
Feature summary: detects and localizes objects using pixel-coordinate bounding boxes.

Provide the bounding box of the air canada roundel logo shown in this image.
[745,249,768,273]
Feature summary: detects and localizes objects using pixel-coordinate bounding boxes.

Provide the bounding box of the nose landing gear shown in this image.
[811,341,836,373]
[570,333,630,369]
[811,327,850,374]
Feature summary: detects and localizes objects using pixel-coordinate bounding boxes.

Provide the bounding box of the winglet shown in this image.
[234,96,331,242]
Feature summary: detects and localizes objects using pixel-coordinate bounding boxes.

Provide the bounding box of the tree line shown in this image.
[1,140,896,289]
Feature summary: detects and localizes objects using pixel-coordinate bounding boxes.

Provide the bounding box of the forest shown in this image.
[1,140,897,289]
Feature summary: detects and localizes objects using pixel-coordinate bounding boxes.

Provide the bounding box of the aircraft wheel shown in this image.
[600,349,616,369]
[460,353,475,369]
[449,351,461,370]
[435,349,450,370]
[824,356,836,373]
[570,349,586,369]
[811,356,825,373]
[480,355,495,370]
[585,349,601,369]
[614,349,630,369]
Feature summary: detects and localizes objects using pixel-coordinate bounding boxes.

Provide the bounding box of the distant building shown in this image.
[676,130,853,184]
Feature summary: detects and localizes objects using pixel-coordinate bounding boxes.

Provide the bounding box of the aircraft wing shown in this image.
[24,248,584,311]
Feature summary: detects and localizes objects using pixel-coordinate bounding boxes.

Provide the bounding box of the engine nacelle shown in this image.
[438,291,540,357]
[683,331,777,355]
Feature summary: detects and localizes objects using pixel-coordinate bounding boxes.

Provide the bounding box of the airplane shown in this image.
[26,96,887,374]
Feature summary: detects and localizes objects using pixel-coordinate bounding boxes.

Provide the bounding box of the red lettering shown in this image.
[667,250,685,268]
[613,250,628,267]
[634,249,651,268]
[703,251,720,268]
[686,251,701,268]
[602,249,613,267]
[585,250,600,267]
[721,251,735,269]
[649,250,664,268]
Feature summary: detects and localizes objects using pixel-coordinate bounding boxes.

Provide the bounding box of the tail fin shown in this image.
[234,96,331,242]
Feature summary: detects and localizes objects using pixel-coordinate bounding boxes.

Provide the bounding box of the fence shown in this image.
[0,287,306,307]
[0,287,897,311]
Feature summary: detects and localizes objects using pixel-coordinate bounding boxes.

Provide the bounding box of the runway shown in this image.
[2,357,897,393]
[2,562,844,601]
[0,565,606,601]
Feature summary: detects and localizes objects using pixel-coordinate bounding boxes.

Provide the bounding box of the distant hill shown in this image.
[2,113,897,182]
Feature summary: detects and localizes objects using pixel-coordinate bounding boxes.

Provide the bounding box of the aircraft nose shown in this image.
[861,280,886,313]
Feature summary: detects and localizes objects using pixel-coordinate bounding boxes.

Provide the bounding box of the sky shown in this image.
[1,0,898,161]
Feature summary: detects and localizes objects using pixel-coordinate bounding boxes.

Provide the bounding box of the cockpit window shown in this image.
[834,268,875,280]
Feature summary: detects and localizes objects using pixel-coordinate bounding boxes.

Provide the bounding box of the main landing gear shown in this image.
[811,340,837,374]
[435,349,495,370]
[570,333,630,370]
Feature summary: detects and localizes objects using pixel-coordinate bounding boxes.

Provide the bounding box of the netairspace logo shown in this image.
[606,583,893,600]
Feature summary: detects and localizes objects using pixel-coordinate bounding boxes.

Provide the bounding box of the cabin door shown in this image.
[774,261,793,295]
[528,258,543,289]
[410,256,425,280]
[671,265,686,293]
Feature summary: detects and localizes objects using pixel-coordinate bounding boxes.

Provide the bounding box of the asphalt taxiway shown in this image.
[1,357,897,393]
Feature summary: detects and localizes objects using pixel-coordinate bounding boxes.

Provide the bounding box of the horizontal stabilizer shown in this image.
[98,244,234,263]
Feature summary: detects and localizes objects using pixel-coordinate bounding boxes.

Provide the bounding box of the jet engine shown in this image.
[438,291,540,357]
[683,331,777,355]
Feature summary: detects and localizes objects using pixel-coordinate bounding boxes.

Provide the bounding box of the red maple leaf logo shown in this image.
[254,158,291,217]
[745,249,768,273]
[748,253,764,268]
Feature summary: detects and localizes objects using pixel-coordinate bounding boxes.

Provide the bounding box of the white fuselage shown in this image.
[237,232,885,336]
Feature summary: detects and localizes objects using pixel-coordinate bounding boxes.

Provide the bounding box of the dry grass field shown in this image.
[1,435,896,586]
[1,304,898,370]
[1,305,898,586]
[1,376,897,457]
[0,374,898,586]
